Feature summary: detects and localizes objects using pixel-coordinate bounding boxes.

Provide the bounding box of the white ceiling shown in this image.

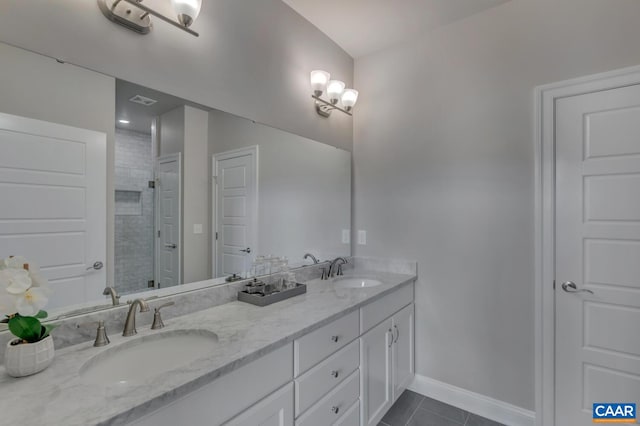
[282,0,509,58]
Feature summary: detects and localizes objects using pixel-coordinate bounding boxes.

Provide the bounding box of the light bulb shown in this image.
[171,0,202,27]
[310,70,330,97]
[326,80,345,105]
[341,89,359,112]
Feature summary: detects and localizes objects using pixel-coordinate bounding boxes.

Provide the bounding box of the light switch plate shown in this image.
[358,230,367,245]
[193,224,203,234]
[342,229,350,244]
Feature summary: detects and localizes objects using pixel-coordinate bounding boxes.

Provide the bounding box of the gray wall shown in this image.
[183,106,210,283]
[353,0,640,411]
[0,42,116,292]
[0,0,353,151]
[114,129,155,295]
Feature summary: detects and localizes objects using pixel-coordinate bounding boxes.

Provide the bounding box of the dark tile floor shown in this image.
[379,390,506,426]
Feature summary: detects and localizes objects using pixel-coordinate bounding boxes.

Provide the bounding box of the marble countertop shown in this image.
[0,270,415,426]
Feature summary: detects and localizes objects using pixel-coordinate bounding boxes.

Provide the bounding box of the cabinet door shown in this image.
[225,383,294,426]
[392,303,415,401]
[360,318,393,426]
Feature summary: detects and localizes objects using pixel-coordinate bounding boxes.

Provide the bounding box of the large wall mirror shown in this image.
[0,44,351,317]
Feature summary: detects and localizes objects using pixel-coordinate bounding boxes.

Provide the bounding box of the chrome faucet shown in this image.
[122,299,150,337]
[303,253,320,264]
[328,257,348,278]
[103,286,121,306]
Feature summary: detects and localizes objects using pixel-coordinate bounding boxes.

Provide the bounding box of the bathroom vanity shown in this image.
[0,266,415,426]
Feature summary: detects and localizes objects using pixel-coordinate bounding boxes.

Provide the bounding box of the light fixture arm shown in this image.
[312,95,353,117]
[121,0,199,37]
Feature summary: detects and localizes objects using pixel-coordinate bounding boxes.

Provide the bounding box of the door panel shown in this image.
[360,318,393,426]
[215,149,257,277]
[156,154,181,288]
[393,304,414,401]
[555,84,640,425]
[0,113,106,309]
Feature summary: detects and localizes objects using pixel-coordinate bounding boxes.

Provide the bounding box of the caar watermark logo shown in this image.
[593,403,636,423]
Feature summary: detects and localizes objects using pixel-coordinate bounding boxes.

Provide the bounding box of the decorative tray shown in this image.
[238,283,307,307]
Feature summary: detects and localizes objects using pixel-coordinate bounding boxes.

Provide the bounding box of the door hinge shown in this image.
[553,280,556,289]
[157,230,161,238]
[148,180,155,189]
[215,231,218,240]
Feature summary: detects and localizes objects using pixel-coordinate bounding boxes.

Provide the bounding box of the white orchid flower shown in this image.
[3,256,30,271]
[4,269,32,295]
[0,269,20,317]
[14,287,49,316]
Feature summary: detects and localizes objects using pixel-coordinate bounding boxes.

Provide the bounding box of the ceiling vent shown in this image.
[129,95,158,106]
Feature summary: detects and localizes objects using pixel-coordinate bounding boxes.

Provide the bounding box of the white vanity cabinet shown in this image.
[127,281,415,426]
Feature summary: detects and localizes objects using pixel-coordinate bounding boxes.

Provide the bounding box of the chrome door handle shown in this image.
[239,247,251,254]
[561,281,594,295]
[394,325,400,343]
[87,261,104,271]
[164,243,177,249]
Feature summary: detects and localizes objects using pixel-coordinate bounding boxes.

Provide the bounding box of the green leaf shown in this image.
[8,316,42,343]
[34,310,48,319]
[40,323,57,340]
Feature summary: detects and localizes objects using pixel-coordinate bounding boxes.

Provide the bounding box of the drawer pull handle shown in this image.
[331,335,339,343]
[331,406,340,414]
[330,370,339,378]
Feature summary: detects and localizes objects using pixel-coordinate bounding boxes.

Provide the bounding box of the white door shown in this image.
[0,112,106,309]
[224,383,293,426]
[392,304,414,401]
[556,84,640,425]
[214,147,257,277]
[155,154,181,288]
[360,318,393,426]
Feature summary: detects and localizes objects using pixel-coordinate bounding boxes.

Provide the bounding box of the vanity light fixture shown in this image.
[310,70,358,117]
[98,0,201,37]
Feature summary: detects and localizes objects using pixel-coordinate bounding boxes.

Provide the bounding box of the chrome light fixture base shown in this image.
[98,0,152,34]
[313,95,353,117]
[97,0,199,37]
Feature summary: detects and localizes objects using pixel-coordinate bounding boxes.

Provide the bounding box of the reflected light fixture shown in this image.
[118,119,130,124]
[98,0,201,37]
[310,70,358,117]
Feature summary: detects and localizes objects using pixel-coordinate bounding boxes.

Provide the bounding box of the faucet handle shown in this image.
[151,301,175,330]
[77,320,110,347]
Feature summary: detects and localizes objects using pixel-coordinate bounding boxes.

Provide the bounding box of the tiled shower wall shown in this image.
[114,128,155,295]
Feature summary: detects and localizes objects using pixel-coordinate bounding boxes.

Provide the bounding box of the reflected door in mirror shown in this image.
[0,113,106,309]
[156,154,181,287]
[215,148,257,277]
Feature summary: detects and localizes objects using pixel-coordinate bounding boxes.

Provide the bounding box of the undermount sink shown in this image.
[80,329,218,385]
[333,277,383,289]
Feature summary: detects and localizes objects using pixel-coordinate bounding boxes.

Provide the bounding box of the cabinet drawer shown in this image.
[295,339,359,416]
[295,369,360,426]
[334,400,360,426]
[294,310,359,376]
[360,283,413,333]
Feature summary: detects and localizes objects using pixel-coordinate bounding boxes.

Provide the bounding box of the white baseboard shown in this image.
[408,374,535,426]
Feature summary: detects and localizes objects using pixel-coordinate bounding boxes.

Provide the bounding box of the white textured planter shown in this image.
[4,335,55,377]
